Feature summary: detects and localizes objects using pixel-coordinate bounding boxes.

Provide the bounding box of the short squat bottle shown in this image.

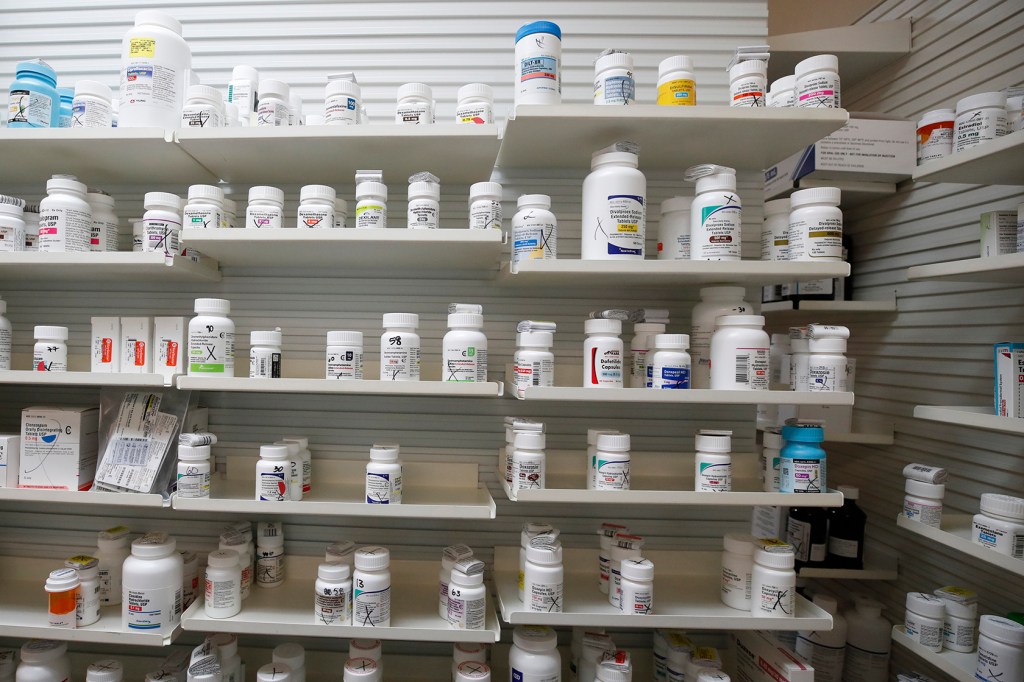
[176,444,212,499]
[903,479,945,527]
[33,326,68,372]
[768,74,796,107]
[787,187,843,262]
[976,615,1024,682]
[593,51,635,106]
[188,298,235,376]
[581,150,646,260]
[365,444,402,504]
[324,79,361,126]
[407,180,440,229]
[0,203,26,254]
[695,429,732,493]
[972,493,1024,558]
[511,194,557,264]
[443,313,487,382]
[583,318,624,388]
[256,531,285,589]
[750,540,796,618]
[395,83,433,124]
[657,54,697,106]
[256,79,291,127]
[142,191,182,259]
[204,550,242,619]
[183,184,224,231]
[16,641,71,682]
[729,60,767,107]
[181,84,224,128]
[39,175,92,253]
[379,313,420,381]
[905,592,946,653]
[648,333,691,389]
[315,561,352,626]
[246,186,285,229]
[593,432,630,491]
[95,526,131,606]
[709,315,769,390]
[794,54,841,108]
[353,546,392,627]
[326,331,364,380]
[255,444,291,501]
[780,421,827,494]
[355,182,388,229]
[297,185,336,229]
[468,181,502,230]
[249,328,283,379]
[455,83,494,124]
[512,330,554,398]
[509,626,561,682]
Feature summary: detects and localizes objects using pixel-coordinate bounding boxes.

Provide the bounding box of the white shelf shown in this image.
[906,251,1024,284]
[0,370,173,387]
[493,547,832,630]
[760,293,898,321]
[173,457,495,519]
[0,556,179,645]
[0,252,221,283]
[0,128,217,184]
[175,124,500,184]
[518,385,853,406]
[180,228,504,271]
[891,626,977,682]
[797,551,898,580]
[181,555,501,643]
[795,178,898,207]
[914,405,1024,435]
[912,130,1024,185]
[176,376,504,397]
[895,513,1024,577]
[501,259,850,288]
[0,487,166,508]
[496,105,849,171]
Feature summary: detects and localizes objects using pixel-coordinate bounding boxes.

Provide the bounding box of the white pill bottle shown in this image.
[509,625,561,682]
[690,167,741,261]
[122,531,184,634]
[581,150,646,260]
[187,298,235,376]
[514,22,562,108]
[118,10,191,129]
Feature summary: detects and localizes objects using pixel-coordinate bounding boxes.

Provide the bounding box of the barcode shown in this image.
[108,437,151,466]
[735,354,749,384]
[1014,533,1023,559]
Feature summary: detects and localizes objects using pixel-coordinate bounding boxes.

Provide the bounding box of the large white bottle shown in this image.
[581,150,646,260]
[690,286,753,389]
[843,597,891,682]
[690,167,741,260]
[119,11,192,129]
[796,593,847,682]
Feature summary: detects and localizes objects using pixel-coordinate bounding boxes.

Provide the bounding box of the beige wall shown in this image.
[769,0,881,34]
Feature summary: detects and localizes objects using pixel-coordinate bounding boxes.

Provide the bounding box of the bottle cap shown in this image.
[701,286,747,300]
[86,659,123,682]
[248,185,284,204]
[279,436,308,450]
[45,567,80,592]
[232,65,259,82]
[300,184,336,203]
[917,108,956,126]
[633,323,666,334]
[659,55,694,76]
[274,440,300,457]
[808,336,847,354]
[325,78,361,98]
[762,428,783,450]
[769,75,796,94]
[186,85,223,105]
[904,479,945,498]
[794,54,839,76]
[455,661,491,681]
[350,639,382,659]
[46,174,87,195]
[207,550,240,569]
[20,640,68,662]
[260,444,290,460]
[812,593,839,615]
[781,422,824,444]
[512,625,558,652]
[595,51,634,72]
[517,330,553,348]
[272,643,305,669]
[753,542,794,569]
[837,485,859,499]
[979,493,1024,520]
[257,79,290,101]
[596,433,630,451]
[729,59,767,79]
[517,193,551,209]
[187,184,225,203]
[789,187,841,208]
[134,9,182,34]
[34,325,68,341]
[591,151,639,170]
[356,182,388,201]
[514,432,545,450]
[906,591,946,619]
[207,632,238,658]
[653,333,689,349]
[722,533,756,555]
[955,91,1006,114]
[409,180,440,200]
[194,298,230,315]
[470,182,502,201]
[696,430,731,453]
[256,663,290,682]
[515,21,561,41]
[595,659,631,682]
[584,318,622,335]
[15,59,57,82]
[144,192,181,211]
[97,525,131,550]
[0,204,23,219]
[979,615,1024,646]
[131,531,176,558]
[327,330,363,346]
[354,546,390,570]
[526,537,562,564]
[326,540,356,562]
[458,83,494,102]
[715,314,764,327]
[382,312,417,329]
[448,313,483,329]
[178,444,211,464]
[397,82,432,101]
[343,658,379,678]
[335,198,348,214]
[619,556,654,581]
[369,444,400,462]
[661,196,692,214]
[450,557,486,586]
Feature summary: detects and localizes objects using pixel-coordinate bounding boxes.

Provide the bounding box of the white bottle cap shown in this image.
[794,54,839,76]
[232,65,259,82]
[453,642,488,664]
[753,544,794,569]
[585,318,622,335]
[904,479,945,498]
[207,550,240,569]
[186,84,223,105]
[350,639,382,661]
[653,333,689,350]
[356,182,388,201]
[47,175,87,194]
[769,75,795,94]
[955,91,1006,114]
[65,554,99,579]
[715,314,764,327]
[979,615,1024,646]
[979,493,1024,520]
[97,525,131,550]
[86,191,115,209]
[517,194,550,209]
[397,82,432,101]
[34,325,68,341]
[208,632,238,657]
[808,336,846,354]
[326,540,356,562]
[327,330,363,346]
[280,436,308,449]
[326,79,361,98]
[249,186,284,204]
[722,533,756,555]
[194,297,230,315]
[762,429,783,450]
[448,313,483,329]
[764,200,791,221]
[20,640,68,661]
[512,625,558,652]
[906,591,946,619]
[335,198,348,214]
[260,444,290,461]
[251,329,282,347]
[455,661,491,681]
[274,441,300,457]
[633,323,666,335]
[729,59,767,79]
[132,531,176,558]
[134,10,182,34]
[596,433,630,451]
[595,51,634,72]
[188,184,225,202]
[458,83,494,102]
[595,660,631,682]
[812,593,839,615]
[300,184,336,203]
[354,546,390,570]
[369,444,400,462]
[86,659,123,682]
[661,196,692,214]
[75,79,113,101]
[591,151,639,169]
[696,430,731,453]
[470,182,502,201]
[258,79,290,101]
[343,658,378,679]
[273,643,305,670]
[0,205,22,219]
[701,286,746,300]
[694,170,737,195]
[517,330,553,348]
[789,187,841,208]
[918,108,955,126]
[45,567,80,592]
[659,55,694,76]
[256,663,291,682]
[382,312,417,329]
[409,181,441,200]
[514,432,546,450]
[178,444,211,461]
[145,192,181,211]
[619,556,654,581]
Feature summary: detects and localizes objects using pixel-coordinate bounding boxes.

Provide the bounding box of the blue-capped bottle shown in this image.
[57,87,74,127]
[7,59,60,128]
[779,421,826,493]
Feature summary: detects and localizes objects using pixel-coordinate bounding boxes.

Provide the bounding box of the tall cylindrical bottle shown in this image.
[581,150,646,260]
[118,11,192,129]
[690,167,741,260]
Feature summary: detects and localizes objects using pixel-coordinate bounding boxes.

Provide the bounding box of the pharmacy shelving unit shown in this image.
[759,291,898,322]
[913,405,1024,435]
[890,625,977,682]
[0,252,221,283]
[173,457,496,519]
[179,228,504,271]
[906,251,1024,284]
[175,123,501,185]
[493,547,832,630]
[0,556,179,646]
[514,385,853,405]
[911,130,1024,185]
[176,376,504,397]
[0,487,166,509]
[895,514,1024,577]
[181,555,501,643]
[796,550,899,580]
[0,370,174,387]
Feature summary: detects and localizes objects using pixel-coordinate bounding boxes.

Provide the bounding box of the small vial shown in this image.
[355,182,388,229]
[255,444,291,501]
[183,184,224,231]
[511,194,557,264]
[249,328,283,379]
[204,550,242,619]
[256,531,285,589]
[181,84,224,128]
[353,546,392,627]
[315,561,352,625]
[246,186,285,229]
[468,182,502,230]
[296,185,336,229]
[257,79,290,127]
[695,429,732,493]
[64,555,101,626]
[395,83,433,124]
[325,79,361,126]
[512,330,554,398]
[511,432,546,498]
[365,444,402,504]
[648,334,691,389]
[583,318,623,388]
[45,567,80,628]
[593,433,630,491]
[729,60,767,107]
[326,331,364,380]
[407,180,440,230]
[443,313,488,382]
[523,538,564,613]
[657,54,696,105]
[142,191,183,260]
[379,313,420,381]
[33,326,68,372]
[593,51,635,105]
[456,83,494,124]
[176,444,212,499]
[447,557,487,630]
[618,557,654,614]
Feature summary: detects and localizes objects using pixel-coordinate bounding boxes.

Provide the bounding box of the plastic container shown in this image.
[325,79,361,126]
[39,175,92,253]
[256,79,290,127]
[455,662,491,682]
[709,315,769,390]
[379,313,420,381]
[247,328,282,379]
[453,642,488,681]
[583,318,624,388]
[729,60,767,107]
[219,530,253,600]
[844,598,891,681]
[188,298,235,376]
[85,660,123,682]
[973,493,1024,557]
[596,522,627,591]
[289,93,304,126]
[365,444,402,504]
[181,84,223,128]
[7,60,59,128]
[608,534,644,609]
[456,83,494,124]
[180,549,198,611]
[750,540,796,617]
[594,51,635,106]
[780,422,827,493]
[355,182,388,229]
[648,333,691,389]
[795,594,847,679]
[95,526,130,606]
[1008,95,1024,133]
[246,186,284,229]
[594,432,631,491]
[767,75,796,107]
[447,557,487,629]
[934,585,978,653]
[524,538,563,614]
[326,331,364,380]
[903,479,945,527]
[222,198,236,229]
[407,180,441,230]
[629,322,666,388]
[806,324,849,392]
[273,644,306,682]
[271,442,303,501]
[353,546,392,627]
[278,436,310,494]
[513,330,554,398]
[691,287,752,388]
[183,184,223,233]
[0,204,26,254]
[905,592,946,653]
[297,185,336,229]
[789,326,811,391]
[118,11,191,129]
[16,641,71,682]
[256,530,285,588]
[45,568,79,628]
[509,625,560,680]
[794,54,840,108]
[122,531,183,634]
[695,429,732,492]
[976,615,1024,681]
[761,198,790,261]
[255,444,291,501]
[657,55,696,106]
[690,167,741,261]
[343,659,380,682]
[954,92,1007,153]
[204,550,242,619]
[349,638,382,664]
[787,187,843,262]
[917,108,956,164]
[618,556,654,615]
[581,150,646,260]
[176,444,211,498]
[256,663,291,682]
[71,80,114,128]
[468,181,503,230]
[514,22,562,108]
[141,191,182,259]
[227,65,258,125]
[827,485,866,568]
[721,533,756,611]
[58,87,75,127]
[443,313,487,382]
[658,196,692,260]
[395,83,433,124]
[439,544,475,619]
[788,504,829,568]
[335,198,348,228]
[511,431,546,497]
[511,194,557,263]
[33,326,68,372]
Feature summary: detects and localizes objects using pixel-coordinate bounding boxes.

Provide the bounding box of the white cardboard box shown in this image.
[980,211,1017,258]
[0,434,20,487]
[19,406,99,490]
[154,316,186,380]
[733,631,815,682]
[994,343,1024,418]
[90,317,120,373]
[120,317,153,373]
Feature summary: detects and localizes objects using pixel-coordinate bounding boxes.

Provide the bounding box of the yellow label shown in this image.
[129,37,156,58]
[617,223,639,233]
[518,569,525,590]
[657,79,696,106]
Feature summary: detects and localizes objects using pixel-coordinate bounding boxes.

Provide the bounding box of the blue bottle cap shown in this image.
[16,59,57,82]
[58,87,75,101]
[781,423,824,443]
[516,20,562,42]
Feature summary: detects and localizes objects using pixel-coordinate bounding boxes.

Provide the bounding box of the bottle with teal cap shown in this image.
[7,59,60,128]
[779,420,826,493]
[57,87,74,127]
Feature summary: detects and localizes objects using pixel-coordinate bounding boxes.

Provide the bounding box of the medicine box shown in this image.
[0,434,20,487]
[979,211,1017,258]
[734,630,814,682]
[90,317,120,373]
[154,316,186,380]
[19,406,99,490]
[994,343,1024,418]
[120,316,152,373]
[765,116,916,199]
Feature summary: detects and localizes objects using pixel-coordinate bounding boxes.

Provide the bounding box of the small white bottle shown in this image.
[204,550,242,619]
[255,444,291,501]
[807,324,849,392]
[379,313,420,381]
[455,662,490,682]
[257,79,290,127]
[439,544,475,619]
[443,313,487,382]
[274,441,303,501]
[325,79,361,126]
[33,326,68,372]
[64,555,101,627]
[710,315,770,390]
[695,429,732,492]
[350,638,382,665]
[658,196,692,260]
[519,525,557,602]
[453,643,488,681]
[593,432,630,491]
[71,80,114,128]
[729,60,767,106]
[903,479,945,527]
[0,204,26,254]
[954,92,1007,154]
[188,298,235,377]
[355,182,388,229]
[121,531,184,634]
[218,534,252,601]
[181,85,223,128]
[246,186,285,229]
[86,191,119,252]
[596,522,627,591]
[761,198,791,261]
[593,51,635,106]
[976,615,1024,682]
[511,194,557,264]
[690,167,741,260]
[468,182,502,230]
[224,101,240,127]
[395,83,433,124]
[249,328,283,379]
[407,180,441,230]
[38,175,92,253]
[762,429,783,493]
[16,641,72,682]
[353,546,392,627]
[513,330,554,398]
[720,533,755,611]
[581,149,646,260]
[628,322,666,388]
[787,187,843,262]
[789,326,811,391]
[222,198,236,229]
[618,557,654,615]
[455,84,494,124]
[796,594,847,678]
[917,108,956,164]
[183,184,224,232]
[768,75,796,107]
[523,538,563,613]
[335,198,348,228]
[314,561,352,625]
[176,444,212,499]
[95,526,130,606]
[326,331,364,380]
[366,444,402,504]
[794,54,841,108]
[273,644,305,682]
[509,626,561,682]
[228,65,259,126]
[934,585,978,653]
[905,592,946,653]
[141,191,182,260]
[750,540,796,618]
[608,535,644,609]
[257,663,292,682]
[972,493,1024,558]
[648,334,691,389]
[583,318,624,388]
[256,531,285,589]
[844,598,891,680]
[296,185,336,229]
[180,550,199,611]
[691,287,754,389]
[447,557,487,630]
[511,432,546,497]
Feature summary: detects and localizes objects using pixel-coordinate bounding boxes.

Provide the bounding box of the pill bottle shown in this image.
[903,479,944,527]
[514,22,562,108]
[583,318,624,388]
[176,444,211,499]
[796,594,847,679]
[729,60,767,107]
[118,11,190,129]
[794,54,840,108]
[350,639,382,665]
[314,561,352,625]
[246,186,284,229]
[257,80,290,127]
[511,194,557,264]
[273,441,303,500]
[513,330,554,398]
[657,55,696,106]
[453,643,488,681]
[180,549,198,610]
[695,429,732,492]
[455,662,490,682]
[597,522,628,591]
[326,331,364,380]
[325,79,361,126]
[140,191,182,259]
[506,420,543,487]
[648,334,691,389]
[760,198,790,262]
[844,598,891,678]
[750,540,796,617]
[787,326,810,391]
[255,444,290,501]
[806,324,849,392]
[608,535,643,609]
[443,313,487,383]
[581,150,646,260]
[227,65,258,125]
[657,196,692,260]
[519,523,558,600]
[685,648,722,680]
[256,663,291,682]
[45,568,79,628]
[408,180,441,230]
[249,328,283,379]
[16,641,71,682]
[468,182,502,230]
[976,615,1024,681]
[85,660,122,682]
[343,659,379,682]
[524,539,563,613]
[456,84,494,124]
[594,432,631,491]
[221,198,236,229]
[1008,96,1024,133]
[618,557,654,615]
[905,592,946,653]
[917,109,956,164]
[691,287,752,389]
[188,298,235,376]
[289,93,304,126]
[335,198,348,228]
[511,432,546,498]
[448,557,487,629]
[122,531,183,634]
[355,183,388,229]
[439,544,475,619]
[0,301,10,371]
[256,531,285,589]
[395,83,433,124]
[0,204,26,253]
[203,550,241,619]
[218,534,252,600]
[720,533,755,611]
[71,80,113,128]
[934,586,978,653]
[787,187,843,261]
[23,206,40,250]
[690,166,741,261]
[326,540,356,569]
[628,322,666,388]
[709,315,769,390]
[767,75,796,107]
[181,85,223,128]
[365,444,402,504]
[55,87,73,127]
[972,493,1024,557]
[208,633,242,682]
[780,422,827,493]
[273,645,305,682]
[954,92,1007,153]
[379,313,420,381]
[7,60,59,128]
[33,326,68,372]
[183,184,223,233]
[353,546,392,627]
[223,100,240,127]
[593,51,635,106]
[39,175,92,252]
[95,526,130,606]
[297,185,336,229]
[826,484,866,568]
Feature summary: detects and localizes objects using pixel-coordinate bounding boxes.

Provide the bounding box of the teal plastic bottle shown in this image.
[57,87,74,127]
[780,422,826,493]
[7,60,59,128]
